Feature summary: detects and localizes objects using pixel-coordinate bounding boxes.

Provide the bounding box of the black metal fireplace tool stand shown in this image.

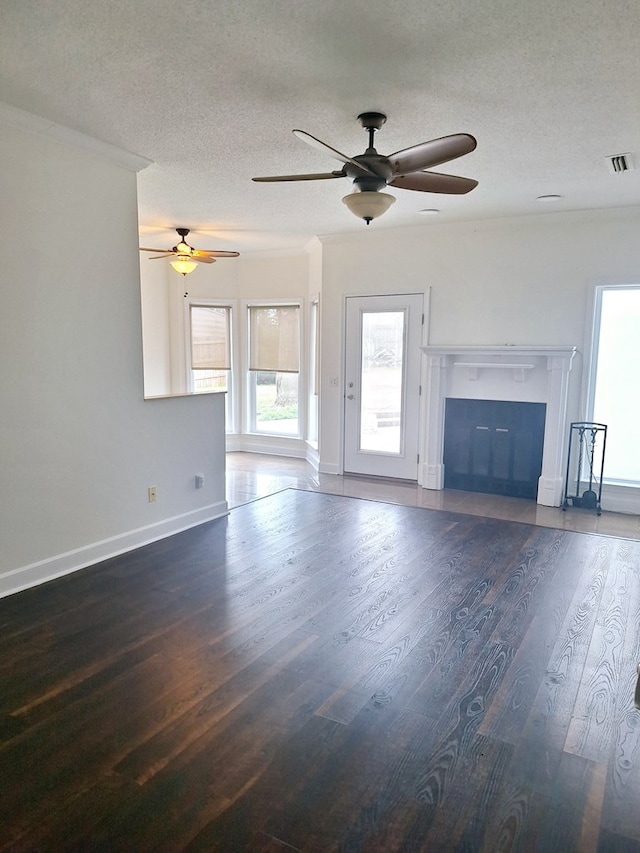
[562,422,607,516]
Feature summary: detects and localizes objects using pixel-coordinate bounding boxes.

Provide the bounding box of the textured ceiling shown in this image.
[2,0,640,254]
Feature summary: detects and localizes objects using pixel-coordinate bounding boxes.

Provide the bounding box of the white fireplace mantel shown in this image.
[420,345,577,506]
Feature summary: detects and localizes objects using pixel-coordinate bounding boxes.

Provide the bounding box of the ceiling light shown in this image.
[419,208,440,215]
[536,194,563,202]
[170,255,198,276]
[342,191,396,224]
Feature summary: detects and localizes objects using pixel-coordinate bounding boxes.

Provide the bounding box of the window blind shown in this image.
[249,305,300,373]
[190,306,231,370]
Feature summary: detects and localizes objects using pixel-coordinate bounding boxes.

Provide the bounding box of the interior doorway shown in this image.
[343,294,423,479]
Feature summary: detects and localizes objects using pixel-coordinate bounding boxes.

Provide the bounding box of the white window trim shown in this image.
[585,281,640,488]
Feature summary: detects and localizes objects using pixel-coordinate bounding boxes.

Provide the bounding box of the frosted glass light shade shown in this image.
[342,191,396,224]
[170,255,198,275]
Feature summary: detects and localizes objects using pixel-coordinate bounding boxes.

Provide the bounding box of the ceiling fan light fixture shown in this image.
[170,255,198,276]
[140,228,238,275]
[342,190,396,224]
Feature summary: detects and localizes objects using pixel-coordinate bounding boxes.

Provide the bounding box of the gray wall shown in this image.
[0,122,226,596]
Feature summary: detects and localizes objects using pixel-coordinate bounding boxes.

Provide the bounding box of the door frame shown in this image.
[338,289,430,481]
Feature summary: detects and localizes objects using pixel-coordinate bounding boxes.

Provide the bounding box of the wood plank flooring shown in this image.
[1,489,640,852]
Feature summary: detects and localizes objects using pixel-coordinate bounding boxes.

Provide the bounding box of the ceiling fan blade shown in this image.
[389,171,478,194]
[147,254,177,260]
[253,171,345,182]
[293,130,373,175]
[139,247,173,254]
[389,134,477,176]
[193,250,240,258]
[192,255,216,264]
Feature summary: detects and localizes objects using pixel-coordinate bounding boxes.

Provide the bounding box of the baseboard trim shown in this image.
[318,461,340,475]
[305,443,320,472]
[601,484,640,515]
[0,501,229,599]
[227,435,307,458]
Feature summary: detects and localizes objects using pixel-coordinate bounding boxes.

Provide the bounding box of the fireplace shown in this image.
[443,398,546,499]
[420,346,577,506]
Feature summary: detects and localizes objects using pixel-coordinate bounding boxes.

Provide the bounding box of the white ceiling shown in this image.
[2,0,640,255]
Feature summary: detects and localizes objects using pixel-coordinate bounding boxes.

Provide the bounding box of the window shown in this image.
[248,304,300,435]
[189,303,233,429]
[588,285,640,484]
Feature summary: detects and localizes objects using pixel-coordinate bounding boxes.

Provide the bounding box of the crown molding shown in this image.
[0,101,152,173]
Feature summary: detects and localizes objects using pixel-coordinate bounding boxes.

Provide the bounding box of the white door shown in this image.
[343,294,423,479]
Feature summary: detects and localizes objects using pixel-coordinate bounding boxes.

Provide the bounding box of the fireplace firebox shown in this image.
[444,398,546,499]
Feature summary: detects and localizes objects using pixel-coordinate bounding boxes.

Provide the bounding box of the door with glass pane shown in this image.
[343,294,423,479]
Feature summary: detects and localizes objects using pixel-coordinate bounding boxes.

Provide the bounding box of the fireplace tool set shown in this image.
[562,422,607,516]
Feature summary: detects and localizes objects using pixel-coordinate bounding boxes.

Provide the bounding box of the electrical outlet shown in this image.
[148,486,157,502]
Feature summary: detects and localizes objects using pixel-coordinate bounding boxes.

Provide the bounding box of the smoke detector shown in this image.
[606,153,634,174]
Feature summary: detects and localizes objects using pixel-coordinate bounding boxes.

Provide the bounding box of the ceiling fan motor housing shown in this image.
[346,155,393,191]
[357,112,387,130]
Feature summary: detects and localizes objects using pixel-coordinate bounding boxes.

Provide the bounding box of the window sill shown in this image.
[144,390,227,401]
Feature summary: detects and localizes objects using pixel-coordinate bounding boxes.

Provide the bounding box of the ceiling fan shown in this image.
[253,112,478,224]
[139,228,240,276]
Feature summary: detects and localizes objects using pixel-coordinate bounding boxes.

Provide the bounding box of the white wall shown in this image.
[238,252,310,301]
[317,208,640,512]
[0,122,227,596]
[140,248,313,455]
[140,254,171,396]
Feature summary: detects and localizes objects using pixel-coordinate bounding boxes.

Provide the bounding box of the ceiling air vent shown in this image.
[606,153,634,174]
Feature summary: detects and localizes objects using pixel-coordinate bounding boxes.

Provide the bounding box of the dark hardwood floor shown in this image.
[2,490,640,852]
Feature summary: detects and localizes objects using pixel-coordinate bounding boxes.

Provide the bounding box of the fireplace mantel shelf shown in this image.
[422,345,577,359]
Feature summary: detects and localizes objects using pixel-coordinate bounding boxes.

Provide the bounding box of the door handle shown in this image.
[347,394,355,400]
